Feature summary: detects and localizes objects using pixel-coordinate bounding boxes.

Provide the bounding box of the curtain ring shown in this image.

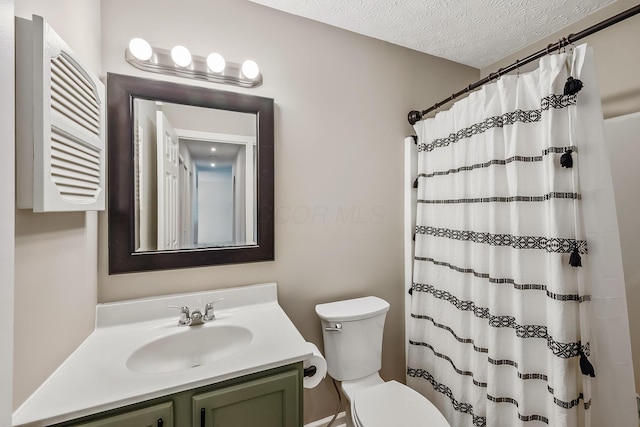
[515,59,520,77]
[566,35,576,52]
[559,37,569,53]
[562,37,570,52]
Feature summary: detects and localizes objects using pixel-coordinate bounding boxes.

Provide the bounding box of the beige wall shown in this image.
[6,0,478,422]
[98,0,478,422]
[1,0,15,424]
[12,0,639,423]
[13,0,638,423]
[13,0,101,410]
[482,0,640,393]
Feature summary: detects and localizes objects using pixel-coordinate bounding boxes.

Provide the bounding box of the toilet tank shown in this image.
[315,296,390,381]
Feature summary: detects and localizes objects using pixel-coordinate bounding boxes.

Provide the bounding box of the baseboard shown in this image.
[304,411,347,427]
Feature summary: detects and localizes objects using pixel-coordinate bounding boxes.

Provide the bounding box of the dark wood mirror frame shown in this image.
[107,73,274,274]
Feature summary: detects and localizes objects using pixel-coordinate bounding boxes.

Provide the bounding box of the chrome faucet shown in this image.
[189,309,204,326]
[204,298,226,321]
[168,298,226,326]
[167,305,190,326]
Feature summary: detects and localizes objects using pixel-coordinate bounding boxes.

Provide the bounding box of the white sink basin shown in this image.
[126,324,253,374]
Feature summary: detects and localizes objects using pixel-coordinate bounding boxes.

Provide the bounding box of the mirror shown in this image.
[133,99,257,251]
[107,73,274,274]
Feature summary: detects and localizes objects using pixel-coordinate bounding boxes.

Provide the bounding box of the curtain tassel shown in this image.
[413,178,419,188]
[569,248,582,267]
[579,345,596,377]
[561,150,574,168]
[564,76,584,95]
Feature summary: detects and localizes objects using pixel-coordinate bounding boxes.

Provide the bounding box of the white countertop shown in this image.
[12,283,312,427]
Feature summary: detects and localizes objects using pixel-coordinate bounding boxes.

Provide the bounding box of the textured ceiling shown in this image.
[249,0,616,68]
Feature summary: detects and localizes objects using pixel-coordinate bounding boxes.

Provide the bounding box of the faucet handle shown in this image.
[203,298,226,321]
[167,305,190,326]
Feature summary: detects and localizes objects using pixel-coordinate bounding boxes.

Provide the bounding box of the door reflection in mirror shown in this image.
[133,99,256,252]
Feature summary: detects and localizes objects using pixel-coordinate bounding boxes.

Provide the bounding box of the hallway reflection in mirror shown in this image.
[133,99,256,252]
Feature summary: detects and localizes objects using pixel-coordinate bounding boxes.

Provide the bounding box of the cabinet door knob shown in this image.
[157,418,164,427]
[200,408,206,427]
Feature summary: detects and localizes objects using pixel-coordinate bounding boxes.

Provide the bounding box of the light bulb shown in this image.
[171,45,192,67]
[128,38,152,61]
[210,163,216,167]
[241,60,259,80]
[206,53,226,73]
[210,147,217,152]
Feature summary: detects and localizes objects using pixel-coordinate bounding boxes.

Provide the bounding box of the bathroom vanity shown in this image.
[53,363,302,426]
[12,283,311,427]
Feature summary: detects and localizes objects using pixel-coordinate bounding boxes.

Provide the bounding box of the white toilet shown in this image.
[316,296,450,427]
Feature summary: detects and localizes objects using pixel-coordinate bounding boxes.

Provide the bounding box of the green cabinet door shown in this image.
[193,369,301,427]
[72,402,173,427]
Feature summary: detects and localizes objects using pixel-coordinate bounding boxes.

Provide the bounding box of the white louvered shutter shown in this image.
[16,15,105,212]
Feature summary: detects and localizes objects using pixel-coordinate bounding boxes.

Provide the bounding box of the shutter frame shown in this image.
[16,14,106,212]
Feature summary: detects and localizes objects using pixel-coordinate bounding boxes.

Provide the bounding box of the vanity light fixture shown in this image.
[170,45,192,67]
[125,38,263,88]
[128,38,152,61]
[241,60,260,80]
[206,53,225,73]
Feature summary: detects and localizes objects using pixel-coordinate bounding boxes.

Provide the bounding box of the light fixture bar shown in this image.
[125,47,262,88]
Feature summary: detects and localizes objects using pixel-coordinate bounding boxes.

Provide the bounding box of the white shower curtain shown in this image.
[407,44,636,427]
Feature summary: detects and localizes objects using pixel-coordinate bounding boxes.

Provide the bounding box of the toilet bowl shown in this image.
[341,373,450,427]
[351,379,449,427]
[315,297,450,427]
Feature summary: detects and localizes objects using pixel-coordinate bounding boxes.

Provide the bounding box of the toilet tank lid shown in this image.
[315,296,390,322]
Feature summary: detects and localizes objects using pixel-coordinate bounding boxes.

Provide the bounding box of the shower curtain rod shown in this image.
[407,3,640,125]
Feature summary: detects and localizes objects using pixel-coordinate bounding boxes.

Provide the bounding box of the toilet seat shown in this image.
[353,381,450,427]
